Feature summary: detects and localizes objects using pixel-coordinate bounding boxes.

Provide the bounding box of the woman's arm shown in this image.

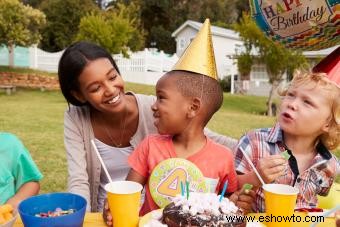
[64,109,91,211]
[204,128,238,150]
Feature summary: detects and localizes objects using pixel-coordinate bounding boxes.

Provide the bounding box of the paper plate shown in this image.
[149,158,207,208]
[250,0,340,50]
[139,209,163,227]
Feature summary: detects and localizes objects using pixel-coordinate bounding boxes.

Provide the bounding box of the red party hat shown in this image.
[313,46,340,88]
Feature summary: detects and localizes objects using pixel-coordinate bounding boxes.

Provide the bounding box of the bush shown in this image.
[219,76,231,92]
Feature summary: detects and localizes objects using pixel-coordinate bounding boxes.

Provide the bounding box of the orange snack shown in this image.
[0,204,13,214]
[3,212,13,220]
[0,213,6,224]
[0,204,14,224]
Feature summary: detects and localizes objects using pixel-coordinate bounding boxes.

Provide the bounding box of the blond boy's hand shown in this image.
[256,155,287,184]
[229,189,256,214]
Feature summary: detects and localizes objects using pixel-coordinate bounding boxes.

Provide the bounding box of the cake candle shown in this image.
[186,181,190,200]
[219,180,228,202]
[180,181,185,197]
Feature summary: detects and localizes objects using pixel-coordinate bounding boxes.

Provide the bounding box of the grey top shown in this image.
[63,92,237,212]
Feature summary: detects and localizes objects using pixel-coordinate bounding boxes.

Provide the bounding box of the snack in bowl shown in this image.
[35,208,76,217]
[143,192,245,227]
[0,204,17,227]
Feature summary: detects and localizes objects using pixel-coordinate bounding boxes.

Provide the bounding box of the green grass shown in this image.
[0,85,339,193]
[0,89,66,192]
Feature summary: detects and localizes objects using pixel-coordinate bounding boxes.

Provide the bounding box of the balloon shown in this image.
[250,0,340,50]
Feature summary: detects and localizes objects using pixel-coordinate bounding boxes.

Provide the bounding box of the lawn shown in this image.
[0,85,339,193]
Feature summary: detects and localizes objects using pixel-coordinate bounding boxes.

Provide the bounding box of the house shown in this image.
[172,20,339,96]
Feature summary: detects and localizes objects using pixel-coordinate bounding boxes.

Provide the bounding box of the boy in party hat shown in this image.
[127,18,255,215]
[235,47,340,212]
[103,19,255,225]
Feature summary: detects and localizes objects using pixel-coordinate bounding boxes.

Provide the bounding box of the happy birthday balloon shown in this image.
[250,0,340,50]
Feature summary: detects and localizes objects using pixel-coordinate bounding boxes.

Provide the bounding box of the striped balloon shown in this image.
[250,0,339,50]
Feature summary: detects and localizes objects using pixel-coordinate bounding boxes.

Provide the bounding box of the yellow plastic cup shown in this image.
[263,184,299,227]
[105,181,143,227]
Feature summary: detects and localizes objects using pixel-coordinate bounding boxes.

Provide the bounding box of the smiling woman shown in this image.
[57,41,237,213]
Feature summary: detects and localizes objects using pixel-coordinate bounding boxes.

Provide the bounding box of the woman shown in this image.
[58,41,238,212]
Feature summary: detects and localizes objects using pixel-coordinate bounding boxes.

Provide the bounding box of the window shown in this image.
[178,38,186,51]
[251,64,269,81]
[235,44,244,55]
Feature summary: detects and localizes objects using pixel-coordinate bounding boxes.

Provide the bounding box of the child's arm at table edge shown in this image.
[6,181,40,209]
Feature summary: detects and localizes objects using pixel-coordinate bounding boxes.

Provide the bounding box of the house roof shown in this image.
[172,20,240,40]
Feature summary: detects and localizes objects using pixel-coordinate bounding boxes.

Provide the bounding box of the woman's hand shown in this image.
[256,155,287,184]
[102,199,113,226]
[229,189,256,214]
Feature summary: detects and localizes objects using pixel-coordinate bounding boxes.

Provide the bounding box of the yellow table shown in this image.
[14,212,336,226]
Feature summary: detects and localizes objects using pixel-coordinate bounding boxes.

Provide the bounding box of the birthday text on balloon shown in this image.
[261,0,331,36]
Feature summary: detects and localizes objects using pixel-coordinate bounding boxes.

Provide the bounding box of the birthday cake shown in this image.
[144,192,245,227]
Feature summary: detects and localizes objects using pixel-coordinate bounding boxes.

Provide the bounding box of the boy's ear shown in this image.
[71,90,86,103]
[187,97,201,118]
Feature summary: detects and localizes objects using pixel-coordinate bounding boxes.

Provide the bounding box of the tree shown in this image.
[22,0,44,8]
[113,0,244,54]
[0,0,46,67]
[75,3,142,56]
[39,0,99,51]
[106,1,145,51]
[233,13,262,92]
[237,53,253,81]
[235,0,250,22]
[234,13,307,116]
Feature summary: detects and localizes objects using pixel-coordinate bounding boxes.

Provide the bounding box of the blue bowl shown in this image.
[18,193,86,227]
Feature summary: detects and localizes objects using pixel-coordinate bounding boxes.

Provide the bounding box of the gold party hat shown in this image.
[172,19,218,80]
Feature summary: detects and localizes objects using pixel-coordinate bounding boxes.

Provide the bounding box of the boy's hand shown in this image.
[256,155,287,184]
[103,199,113,227]
[229,189,256,214]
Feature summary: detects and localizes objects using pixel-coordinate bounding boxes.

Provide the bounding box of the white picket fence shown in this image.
[114,49,178,73]
[28,46,178,75]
